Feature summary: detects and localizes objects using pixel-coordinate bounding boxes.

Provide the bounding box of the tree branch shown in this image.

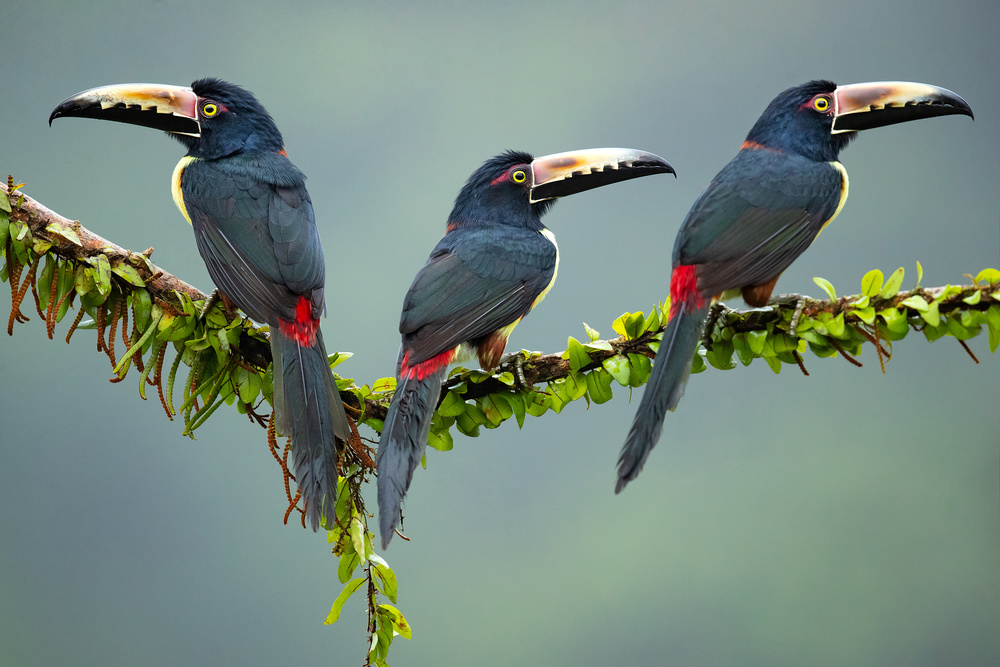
[4,180,997,666]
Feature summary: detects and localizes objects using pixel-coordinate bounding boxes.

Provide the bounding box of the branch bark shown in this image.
[2,182,207,308]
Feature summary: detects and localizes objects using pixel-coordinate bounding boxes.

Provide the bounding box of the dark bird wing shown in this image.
[400,225,557,365]
[674,150,845,297]
[180,154,326,323]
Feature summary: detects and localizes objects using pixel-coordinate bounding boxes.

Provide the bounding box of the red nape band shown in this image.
[279,296,319,346]
[400,349,455,381]
[739,139,781,153]
[669,265,704,319]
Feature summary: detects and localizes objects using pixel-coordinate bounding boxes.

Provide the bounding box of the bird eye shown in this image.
[812,96,831,112]
[511,169,527,183]
[201,102,219,117]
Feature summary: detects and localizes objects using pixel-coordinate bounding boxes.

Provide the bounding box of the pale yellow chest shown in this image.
[171,156,198,226]
[818,161,849,236]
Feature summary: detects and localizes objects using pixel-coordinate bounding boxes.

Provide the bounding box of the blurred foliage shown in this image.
[3,180,998,665]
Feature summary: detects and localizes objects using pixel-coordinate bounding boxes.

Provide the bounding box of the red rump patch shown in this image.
[669,264,704,319]
[279,296,319,346]
[400,349,455,381]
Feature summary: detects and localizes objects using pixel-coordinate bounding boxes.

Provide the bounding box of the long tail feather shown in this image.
[616,304,709,492]
[376,367,447,549]
[272,328,349,530]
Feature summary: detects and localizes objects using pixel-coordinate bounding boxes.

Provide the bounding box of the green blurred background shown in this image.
[2,1,997,665]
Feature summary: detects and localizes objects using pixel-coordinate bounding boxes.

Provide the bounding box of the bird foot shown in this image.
[199,288,238,323]
[499,351,531,389]
[701,302,733,349]
[768,293,807,338]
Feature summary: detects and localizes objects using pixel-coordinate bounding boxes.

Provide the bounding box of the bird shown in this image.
[50,79,350,530]
[616,79,973,493]
[378,148,675,547]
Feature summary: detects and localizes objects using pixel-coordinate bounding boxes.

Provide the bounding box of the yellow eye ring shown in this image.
[202,102,219,117]
[813,96,831,112]
[511,169,527,183]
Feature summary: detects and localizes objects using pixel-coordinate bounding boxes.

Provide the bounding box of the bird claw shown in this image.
[499,351,530,390]
[769,293,807,338]
[701,302,732,349]
[199,288,239,324]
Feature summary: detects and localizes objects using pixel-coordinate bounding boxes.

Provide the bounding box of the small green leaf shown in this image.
[690,351,706,374]
[325,577,365,625]
[369,554,398,604]
[93,255,112,296]
[585,369,614,404]
[812,276,837,301]
[985,304,1000,352]
[112,261,146,287]
[455,410,481,437]
[437,390,467,417]
[704,340,735,370]
[562,372,588,400]
[612,311,647,339]
[524,391,551,417]
[328,351,353,369]
[898,295,929,312]
[732,334,754,366]
[507,392,527,428]
[338,551,361,584]
[488,394,515,421]
[45,220,82,246]
[563,336,591,373]
[920,301,940,328]
[371,376,395,393]
[626,353,651,387]
[880,267,905,298]
[974,268,1000,285]
[602,354,631,386]
[746,330,767,355]
[852,306,876,325]
[582,322,600,341]
[879,307,909,335]
[962,289,982,306]
[495,371,515,386]
[378,603,412,640]
[861,269,884,297]
[915,261,923,288]
[426,427,454,452]
[349,516,367,562]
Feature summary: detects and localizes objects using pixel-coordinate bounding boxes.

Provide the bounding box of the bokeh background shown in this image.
[2,1,997,665]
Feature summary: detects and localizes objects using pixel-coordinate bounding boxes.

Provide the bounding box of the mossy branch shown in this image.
[3,180,997,665]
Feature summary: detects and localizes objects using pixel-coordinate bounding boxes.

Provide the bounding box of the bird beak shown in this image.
[529,148,675,203]
[831,81,973,134]
[49,83,201,136]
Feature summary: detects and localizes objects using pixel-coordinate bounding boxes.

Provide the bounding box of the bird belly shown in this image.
[171,156,198,226]
[817,161,849,236]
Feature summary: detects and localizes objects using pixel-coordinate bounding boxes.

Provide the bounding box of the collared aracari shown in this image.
[616,80,973,492]
[50,79,350,529]
[378,148,675,547]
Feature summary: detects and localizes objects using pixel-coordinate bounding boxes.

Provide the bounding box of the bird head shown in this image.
[49,78,284,159]
[449,148,675,229]
[744,79,973,162]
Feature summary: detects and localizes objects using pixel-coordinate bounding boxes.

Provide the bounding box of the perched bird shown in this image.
[616,80,973,493]
[51,79,349,529]
[378,148,675,547]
